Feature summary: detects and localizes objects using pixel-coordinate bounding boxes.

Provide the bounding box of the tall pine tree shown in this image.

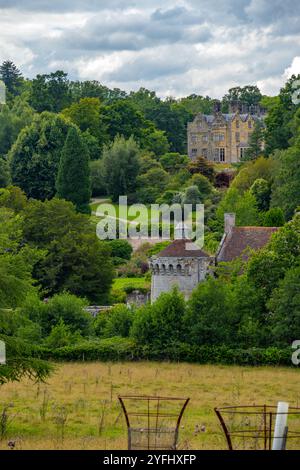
[0,60,23,97]
[56,127,91,213]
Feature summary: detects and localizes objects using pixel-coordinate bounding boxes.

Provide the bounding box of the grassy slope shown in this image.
[1,362,300,450]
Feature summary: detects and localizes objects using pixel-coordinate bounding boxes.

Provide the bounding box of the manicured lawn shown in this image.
[112,277,150,291]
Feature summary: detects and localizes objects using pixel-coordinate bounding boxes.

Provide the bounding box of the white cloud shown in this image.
[0,1,299,98]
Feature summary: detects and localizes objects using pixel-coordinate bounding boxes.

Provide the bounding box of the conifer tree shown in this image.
[56,127,91,213]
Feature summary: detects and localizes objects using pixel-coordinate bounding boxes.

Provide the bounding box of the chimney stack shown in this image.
[224,213,236,234]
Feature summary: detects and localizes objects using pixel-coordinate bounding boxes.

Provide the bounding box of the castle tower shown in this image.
[149,237,212,303]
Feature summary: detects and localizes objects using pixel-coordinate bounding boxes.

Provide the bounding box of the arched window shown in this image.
[169,264,174,273]
[161,264,166,274]
[155,264,159,274]
[177,264,182,274]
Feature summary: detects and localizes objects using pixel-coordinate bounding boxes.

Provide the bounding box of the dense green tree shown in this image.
[0,95,34,157]
[246,213,300,300]
[188,156,216,182]
[184,278,234,346]
[103,305,133,338]
[70,80,127,104]
[131,289,185,348]
[22,198,114,302]
[44,318,81,348]
[102,135,141,202]
[107,240,133,260]
[250,178,271,211]
[0,60,23,97]
[188,173,213,201]
[158,152,189,174]
[231,157,275,193]
[244,121,265,160]
[62,97,108,150]
[262,207,285,227]
[222,85,262,110]
[271,138,300,219]
[268,267,300,346]
[178,94,213,116]
[29,71,72,112]
[56,126,91,213]
[10,112,76,200]
[0,157,10,187]
[37,293,91,336]
[264,75,300,155]
[0,208,42,309]
[0,333,52,385]
[137,167,170,204]
[217,187,260,226]
[182,185,202,206]
[90,159,106,196]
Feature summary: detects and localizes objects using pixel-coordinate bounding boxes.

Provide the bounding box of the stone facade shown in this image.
[149,238,212,302]
[187,107,264,163]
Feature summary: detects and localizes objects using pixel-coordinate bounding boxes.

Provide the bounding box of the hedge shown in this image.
[35,338,294,366]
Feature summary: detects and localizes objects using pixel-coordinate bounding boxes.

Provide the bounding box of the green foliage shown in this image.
[244,121,265,160]
[182,185,201,206]
[158,152,189,173]
[137,166,170,204]
[102,135,141,202]
[56,126,91,213]
[10,112,77,200]
[103,305,134,338]
[22,198,113,302]
[107,239,133,260]
[268,267,300,346]
[19,292,91,338]
[131,288,185,348]
[222,85,262,109]
[29,71,72,113]
[246,212,300,299]
[0,157,10,187]
[231,157,276,193]
[217,187,260,226]
[0,186,27,213]
[0,334,52,385]
[184,278,234,346]
[0,95,34,157]
[271,138,300,219]
[44,319,82,349]
[0,208,42,309]
[89,159,106,196]
[47,337,136,361]
[188,173,213,201]
[250,178,271,211]
[62,97,108,154]
[262,207,285,227]
[188,156,216,182]
[0,60,23,97]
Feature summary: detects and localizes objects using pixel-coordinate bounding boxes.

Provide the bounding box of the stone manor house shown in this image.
[187,102,265,163]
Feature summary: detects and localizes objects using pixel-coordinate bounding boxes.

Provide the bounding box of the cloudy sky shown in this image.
[0,0,299,98]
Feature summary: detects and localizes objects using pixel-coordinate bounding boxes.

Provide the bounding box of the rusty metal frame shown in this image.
[214,405,300,451]
[118,395,190,450]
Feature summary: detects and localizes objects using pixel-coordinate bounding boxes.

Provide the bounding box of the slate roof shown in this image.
[197,113,263,124]
[216,226,279,263]
[155,239,209,258]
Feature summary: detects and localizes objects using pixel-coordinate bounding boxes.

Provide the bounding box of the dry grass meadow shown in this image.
[0,361,300,450]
